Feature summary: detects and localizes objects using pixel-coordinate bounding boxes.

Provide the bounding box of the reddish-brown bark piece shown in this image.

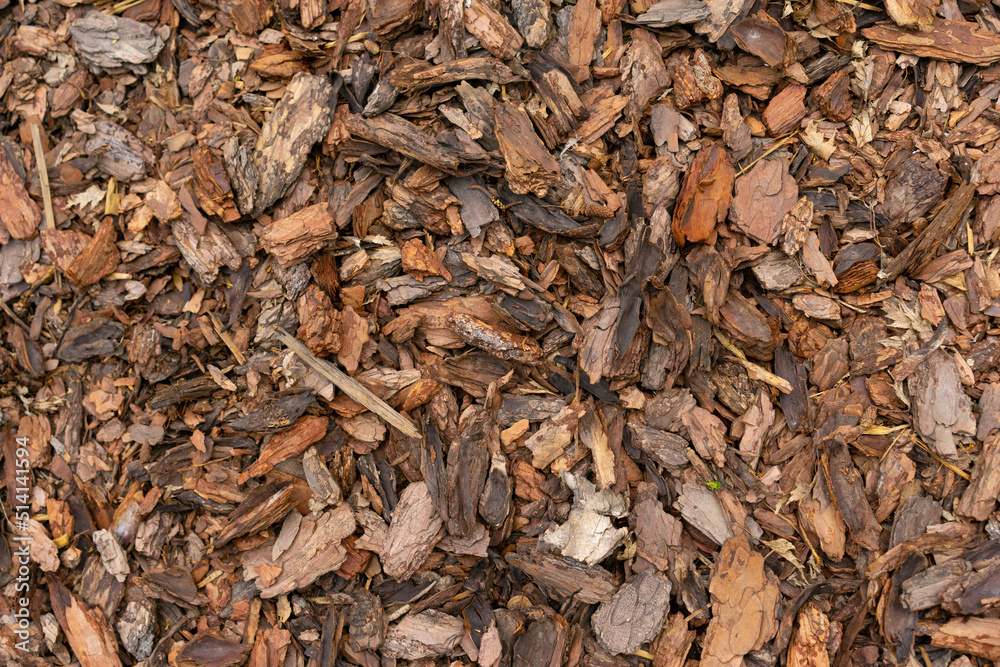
[787,603,831,667]
[762,84,807,136]
[672,142,735,246]
[47,575,124,667]
[926,618,1000,660]
[464,0,523,60]
[505,544,617,602]
[695,0,754,42]
[714,64,780,99]
[381,481,445,581]
[401,238,452,281]
[822,437,882,551]
[65,217,120,288]
[373,0,424,39]
[730,159,798,245]
[43,230,92,277]
[833,260,878,294]
[215,481,297,546]
[718,292,774,349]
[231,0,273,33]
[683,407,727,467]
[145,181,181,223]
[881,152,948,224]
[867,522,979,579]
[633,483,683,570]
[731,11,794,68]
[801,233,838,287]
[238,416,328,484]
[386,58,518,91]
[0,149,40,241]
[814,70,853,121]
[300,0,326,29]
[260,204,337,268]
[296,283,342,356]
[882,183,975,281]
[885,0,938,31]
[651,615,696,667]
[701,535,780,667]
[862,19,1000,64]
[176,633,251,667]
[445,402,491,537]
[192,145,240,223]
[494,103,562,197]
[567,0,601,82]
[955,432,1000,520]
[525,53,588,136]
[670,57,703,110]
[447,313,544,365]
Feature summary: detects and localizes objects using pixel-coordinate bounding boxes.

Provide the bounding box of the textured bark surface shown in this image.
[259,203,337,268]
[955,432,1000,520]
[730,158,798,245]
[0,149,40,241]
[381,481,445,581]
[909,349,977,460]
[69,11,164,74]
[494,103,562,197]
[241,503,355,597]
[863,19,1000,64]
[592,570,672,655]
[383,611,464,659]
[250,73,334,215]
[701,535,781,667]
[672,142,734,246]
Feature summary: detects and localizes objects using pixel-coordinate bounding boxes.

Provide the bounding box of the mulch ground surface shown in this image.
[2,0,1000,665]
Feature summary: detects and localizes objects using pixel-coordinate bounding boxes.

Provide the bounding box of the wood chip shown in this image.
[701,535,780,667]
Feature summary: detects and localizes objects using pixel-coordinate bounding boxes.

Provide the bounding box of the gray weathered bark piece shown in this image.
[636,0,712,27]
[69,12,165,74]
[909,350,976,460]
[592,569,672,655]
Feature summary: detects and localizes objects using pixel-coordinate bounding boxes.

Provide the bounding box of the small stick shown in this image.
[30,123,54,230]
[208,311,247,365]
[275,328,422,439]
